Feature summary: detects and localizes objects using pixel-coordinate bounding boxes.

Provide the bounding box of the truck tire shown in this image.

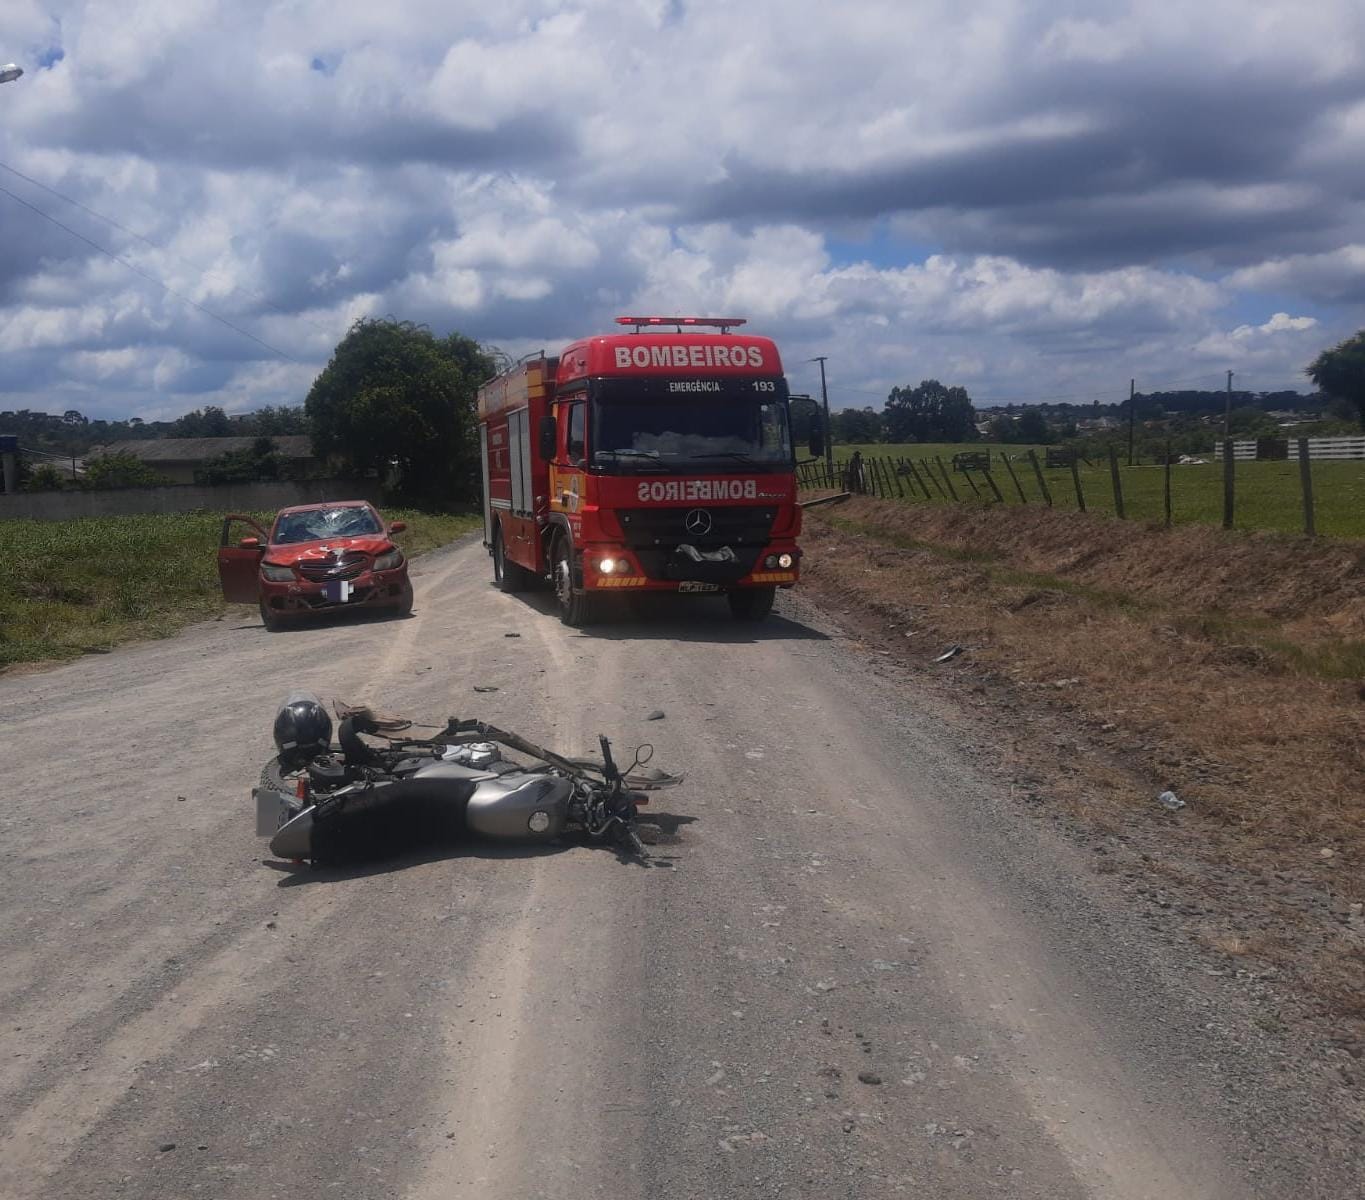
[727,585,775,621]
[493,526,531,593]
[552,537,597,627]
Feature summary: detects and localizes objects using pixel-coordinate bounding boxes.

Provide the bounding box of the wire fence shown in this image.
[797,439,1365,539]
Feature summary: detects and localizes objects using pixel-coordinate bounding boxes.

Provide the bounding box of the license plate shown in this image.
[323,580,355,603]
[677,581,720,593]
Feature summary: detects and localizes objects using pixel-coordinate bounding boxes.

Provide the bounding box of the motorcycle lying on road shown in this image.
[254,695,681,868]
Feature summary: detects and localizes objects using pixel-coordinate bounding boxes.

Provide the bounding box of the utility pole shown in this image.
[809,356,833,477]
[1127,378,1135,466]
[1224,369,1234,439]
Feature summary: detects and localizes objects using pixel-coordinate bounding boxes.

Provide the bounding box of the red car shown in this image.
[217,501,414,631]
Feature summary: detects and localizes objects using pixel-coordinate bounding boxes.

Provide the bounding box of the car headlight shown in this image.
[373,548,405,571]
[777,553,794,569]
[261,562,294,582]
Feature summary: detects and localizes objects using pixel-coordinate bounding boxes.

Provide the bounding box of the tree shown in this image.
[22,463,66,492]
[172,405,232,438]
[883,380,978,443]
[62,409,86,426]
[306,318,493,504]
[831,406,883,443]
[1307,331,1365,429]
[82,451,173,489]
[195,437,284,485]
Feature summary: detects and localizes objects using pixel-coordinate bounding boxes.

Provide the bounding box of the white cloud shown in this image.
[1,0,1362,418]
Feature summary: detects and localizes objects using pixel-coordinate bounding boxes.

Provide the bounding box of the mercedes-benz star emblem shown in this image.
[684,508,713,536]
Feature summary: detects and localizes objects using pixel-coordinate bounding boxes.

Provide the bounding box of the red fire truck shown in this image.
[477,316,819,626]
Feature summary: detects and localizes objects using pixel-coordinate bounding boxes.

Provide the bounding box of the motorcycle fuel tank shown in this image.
[465,773,573,841]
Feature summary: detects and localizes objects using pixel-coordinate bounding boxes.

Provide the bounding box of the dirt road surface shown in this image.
[0,536,1352,1198]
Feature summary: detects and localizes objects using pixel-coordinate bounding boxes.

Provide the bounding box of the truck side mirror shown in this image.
[809,421,825,459]
[538,415,557,460]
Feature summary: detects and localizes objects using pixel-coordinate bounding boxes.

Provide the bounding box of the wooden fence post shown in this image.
[1108,444,1126,519]
[1163,442,1172,528]
[1002,454,1027,503]
[922,458,944,499]
[980,466,1005,504]
[1298,437,1315,537]
[1027,450,1052,506]
[1069,454,1086,512]
[961,467,982,497]
[1222,438,1235,530]
[886,457,906,499]
[935,456,960,502]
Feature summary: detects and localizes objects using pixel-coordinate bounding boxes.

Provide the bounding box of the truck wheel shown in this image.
[727,585,775,621]
[552,538,596,627]
[493,526,531,593]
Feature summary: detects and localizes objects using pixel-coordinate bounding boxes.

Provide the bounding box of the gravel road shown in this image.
[0,535,1347,1198]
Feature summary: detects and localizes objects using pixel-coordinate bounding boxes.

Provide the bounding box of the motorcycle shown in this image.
[254,696,681,867]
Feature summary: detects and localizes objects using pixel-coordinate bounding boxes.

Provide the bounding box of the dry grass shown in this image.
[802,497,1365,1022]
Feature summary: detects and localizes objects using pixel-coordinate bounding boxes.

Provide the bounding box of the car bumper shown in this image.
[260,569,413,615]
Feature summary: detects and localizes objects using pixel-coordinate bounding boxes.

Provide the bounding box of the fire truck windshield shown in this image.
[590,376,793,472]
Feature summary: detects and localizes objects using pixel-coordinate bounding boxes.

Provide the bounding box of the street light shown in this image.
[0,64,23,84]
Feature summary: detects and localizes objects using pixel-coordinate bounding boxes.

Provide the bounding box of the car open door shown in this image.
[218,514,270,603]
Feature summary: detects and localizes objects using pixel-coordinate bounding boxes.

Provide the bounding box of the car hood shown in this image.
[264,536,394,565]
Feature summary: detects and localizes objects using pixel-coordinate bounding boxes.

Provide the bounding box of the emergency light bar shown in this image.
[615,316,747,333]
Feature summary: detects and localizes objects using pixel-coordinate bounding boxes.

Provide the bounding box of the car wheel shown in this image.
[727,585,776,621]
[260,600,284,632]
[552,537,596,627]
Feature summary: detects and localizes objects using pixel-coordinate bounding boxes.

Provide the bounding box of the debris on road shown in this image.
[473,686,499,693]
[646,709,665,721]
[158,1143,176,1153]
[504,632,521,638]
[934,644,964,663]
[858,1071,883,1085]
[1158,790,1186,811]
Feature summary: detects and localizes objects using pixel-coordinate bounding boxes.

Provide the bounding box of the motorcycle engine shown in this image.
[440,741,501,769]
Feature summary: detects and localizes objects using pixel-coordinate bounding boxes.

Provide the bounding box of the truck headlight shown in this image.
[599,557,631,574]
[261,563,294,582]
[373,548,404,572]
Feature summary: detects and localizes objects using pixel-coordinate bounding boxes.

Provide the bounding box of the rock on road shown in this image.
[0,535,1334,1198]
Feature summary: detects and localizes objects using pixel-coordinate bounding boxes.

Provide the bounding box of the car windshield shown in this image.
[272,506,382,544]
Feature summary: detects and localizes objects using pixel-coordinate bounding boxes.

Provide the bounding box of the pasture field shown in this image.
[821,442,1365,538]
[0,508,480,668]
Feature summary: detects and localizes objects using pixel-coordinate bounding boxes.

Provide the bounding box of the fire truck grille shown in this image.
[297,552,368,582]
[617,507,777,550]
[617,506,777,582]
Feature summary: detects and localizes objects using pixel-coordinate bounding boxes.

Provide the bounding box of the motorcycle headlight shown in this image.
[373,548,405,572]
[261,562,294,582]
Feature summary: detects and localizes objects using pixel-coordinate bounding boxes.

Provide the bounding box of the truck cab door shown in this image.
[217,514,270,603]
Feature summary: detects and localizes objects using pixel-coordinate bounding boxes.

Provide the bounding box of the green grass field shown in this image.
[813,443,1365,538]
[0,508,481,669]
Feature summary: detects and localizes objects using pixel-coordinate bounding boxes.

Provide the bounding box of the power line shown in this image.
[0,158,344,343]
[0,181,298,363]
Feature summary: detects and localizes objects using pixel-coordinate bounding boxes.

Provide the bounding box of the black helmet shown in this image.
[273,692,332,760]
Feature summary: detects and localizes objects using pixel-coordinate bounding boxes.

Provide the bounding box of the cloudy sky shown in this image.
[2,0,1362,421]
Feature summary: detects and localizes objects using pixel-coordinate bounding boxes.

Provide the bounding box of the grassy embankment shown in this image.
[826,442,1365,538]
[801,497,1365,1019]
[0,509,480,670]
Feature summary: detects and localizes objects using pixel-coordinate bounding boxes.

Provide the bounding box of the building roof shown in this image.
[88,436,316,462]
